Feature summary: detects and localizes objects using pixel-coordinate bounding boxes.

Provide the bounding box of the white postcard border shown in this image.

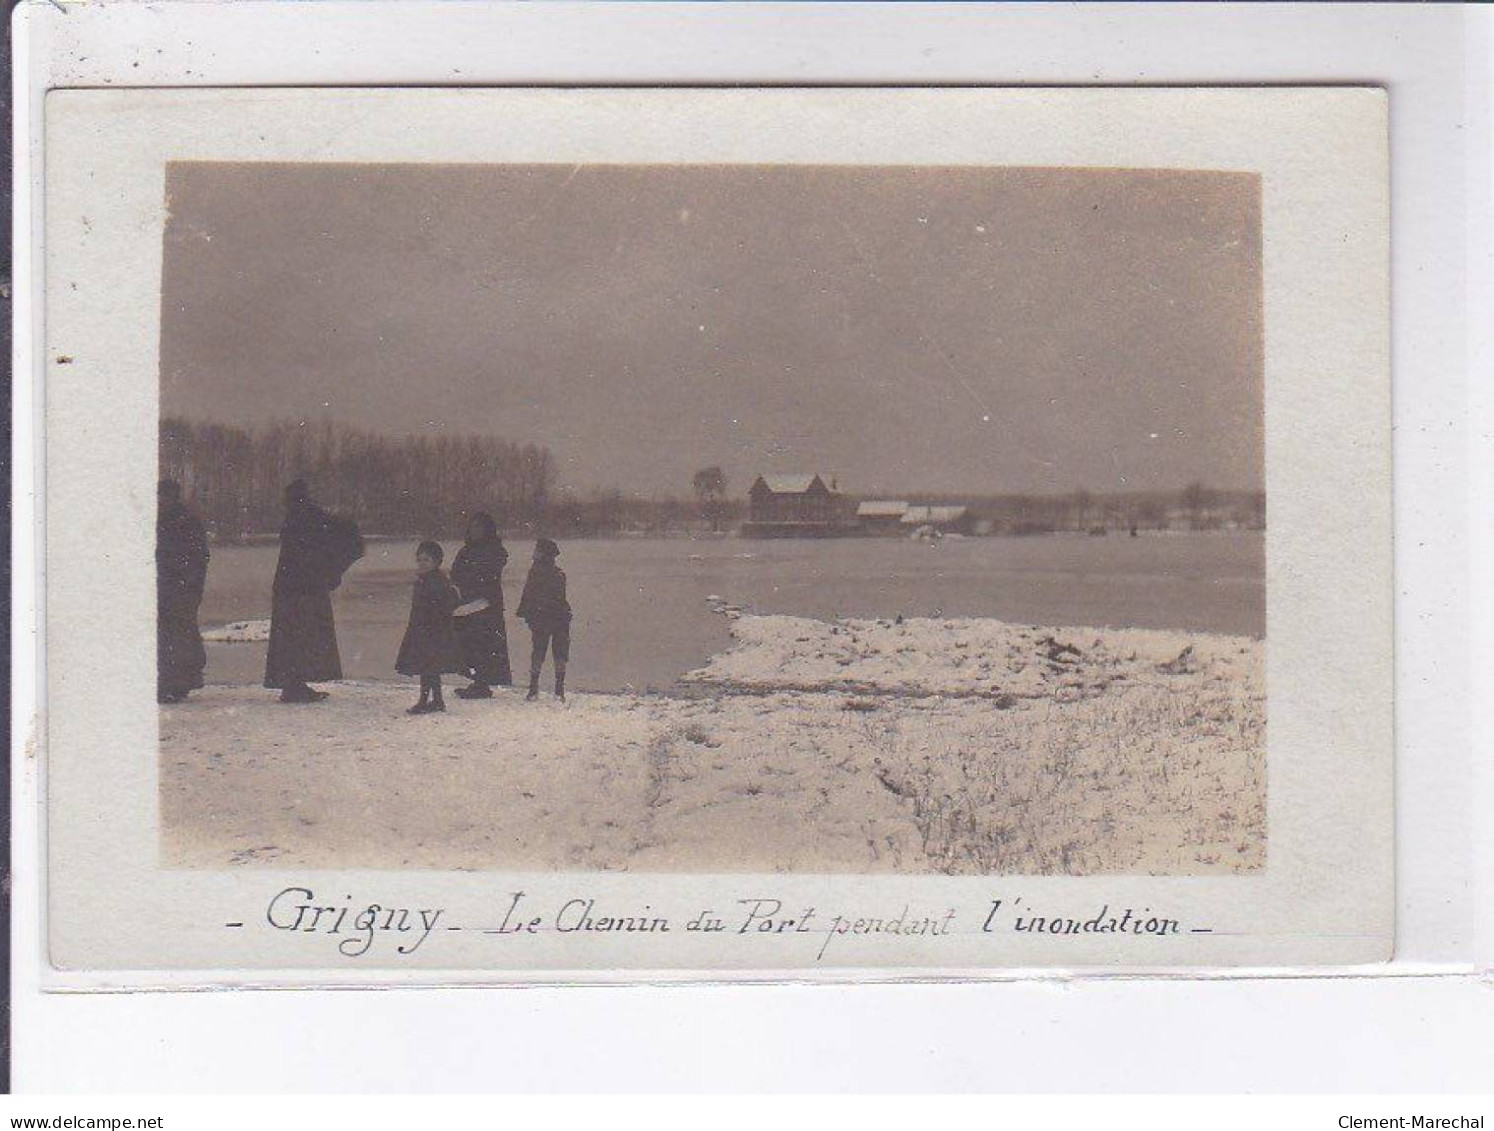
[39,85,1391,980]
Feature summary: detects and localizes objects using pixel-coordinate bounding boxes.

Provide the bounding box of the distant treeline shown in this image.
[912,486,1265,534]
[543,493,750,538]
[160,417,558,541]
[161,415,1263,541]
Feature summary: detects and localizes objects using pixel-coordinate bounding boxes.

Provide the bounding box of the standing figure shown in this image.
[263,479,364,704]
[516,538,572,702]
[156,479,209,703]
[396,541,464,714]
[450,511,512,698]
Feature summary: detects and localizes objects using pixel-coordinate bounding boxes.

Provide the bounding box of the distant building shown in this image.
[742,474,850,537]
[900,505,973,535]
[856,500,910,535]
[748,474,835,524]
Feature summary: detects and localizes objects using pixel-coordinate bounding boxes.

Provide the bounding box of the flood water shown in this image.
[197,532,1264,694]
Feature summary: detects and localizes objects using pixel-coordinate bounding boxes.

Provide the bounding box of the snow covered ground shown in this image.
[161,613,1264,874]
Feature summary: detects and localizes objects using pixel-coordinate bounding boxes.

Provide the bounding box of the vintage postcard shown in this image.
[40,87,1390,979]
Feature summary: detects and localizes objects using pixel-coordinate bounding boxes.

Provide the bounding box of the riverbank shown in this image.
[162,612,1264,875]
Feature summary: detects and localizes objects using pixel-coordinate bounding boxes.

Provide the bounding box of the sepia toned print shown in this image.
[38,86,1392,973]
[154,161,1264,876]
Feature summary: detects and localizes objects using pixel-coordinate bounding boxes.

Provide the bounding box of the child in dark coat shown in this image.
[516,538,572,701]
[396,541,464,714]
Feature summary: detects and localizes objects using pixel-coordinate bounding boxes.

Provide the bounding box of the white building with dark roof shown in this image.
[856,499,910,534]
[900,505,972,534]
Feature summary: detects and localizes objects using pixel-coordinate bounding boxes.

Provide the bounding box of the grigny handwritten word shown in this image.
[265,887,444,957]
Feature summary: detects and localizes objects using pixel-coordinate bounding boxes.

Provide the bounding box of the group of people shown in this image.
[392,526,572,713]
[156,478,573,712]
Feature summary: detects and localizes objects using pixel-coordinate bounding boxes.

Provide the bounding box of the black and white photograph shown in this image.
[154,160,1266,876]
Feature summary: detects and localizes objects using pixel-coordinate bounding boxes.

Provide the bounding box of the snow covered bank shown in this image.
[161,613,1264,875]
[682,613,1261,704]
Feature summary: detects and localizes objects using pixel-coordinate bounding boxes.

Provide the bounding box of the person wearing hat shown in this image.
[449,511,513,698]
[263,479,365,703]
[515,537,572,701]
[395,540,465,714]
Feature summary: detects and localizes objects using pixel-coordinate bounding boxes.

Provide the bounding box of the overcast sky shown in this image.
[160,162,1262,497]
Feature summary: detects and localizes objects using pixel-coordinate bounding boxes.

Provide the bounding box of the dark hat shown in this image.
[284,478,311,505]
[535,538,560,559]
[466,511,498,540]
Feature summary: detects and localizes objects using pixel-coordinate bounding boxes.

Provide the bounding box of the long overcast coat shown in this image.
[157,499,209,697]
[396,568,465,677]
[450,535,512,685]
[263,500,364,688]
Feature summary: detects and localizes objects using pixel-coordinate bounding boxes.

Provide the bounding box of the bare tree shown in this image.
[1181,481,1211,529]
[692,466,727,532]
[160,416,561,539]
[1067,488,1093,531]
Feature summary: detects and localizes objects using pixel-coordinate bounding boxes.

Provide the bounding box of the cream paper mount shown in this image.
[41,86,1390,979]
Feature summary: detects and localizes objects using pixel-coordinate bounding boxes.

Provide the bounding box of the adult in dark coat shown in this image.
[263,479,364,703]
[449,512,512,698]
[156,479,209,703]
